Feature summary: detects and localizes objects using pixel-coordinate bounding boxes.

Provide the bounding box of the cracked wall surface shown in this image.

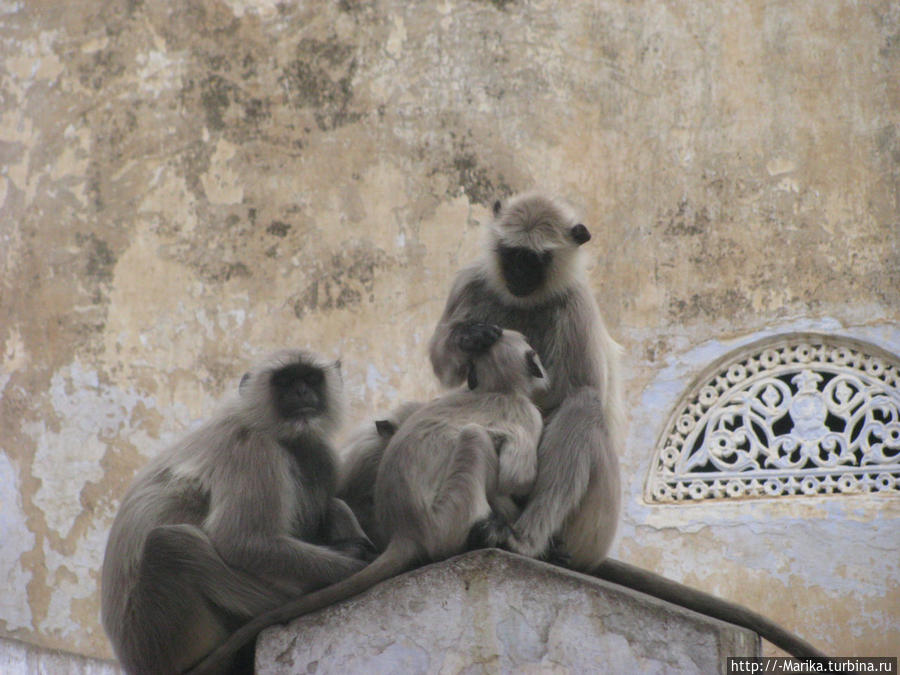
[0,0,897,661]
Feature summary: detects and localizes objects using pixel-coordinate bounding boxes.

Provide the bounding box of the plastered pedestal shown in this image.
[256,549,760,674]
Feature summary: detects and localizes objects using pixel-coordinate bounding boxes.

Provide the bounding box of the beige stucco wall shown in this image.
[1,0,897,662]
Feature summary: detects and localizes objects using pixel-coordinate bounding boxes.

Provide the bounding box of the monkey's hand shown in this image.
[451,321,502,354]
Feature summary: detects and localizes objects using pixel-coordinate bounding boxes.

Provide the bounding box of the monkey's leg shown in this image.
[124,524,288,675]
[426,424,501,559]
[217,534,368,594]
[508,387,609,561]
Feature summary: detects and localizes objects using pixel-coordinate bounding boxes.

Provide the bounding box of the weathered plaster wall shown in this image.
[0,0,897,662]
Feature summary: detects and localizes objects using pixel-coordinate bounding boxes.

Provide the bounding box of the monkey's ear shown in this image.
[239,372,251,393]
[375,419,395,438]
[493,200,503,217]
[334,359,342,371]
[571,223,591,245]
[466,361,479,390]
[525,350,544,379]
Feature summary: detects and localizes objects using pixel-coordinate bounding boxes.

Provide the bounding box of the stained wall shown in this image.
[1,0,897,661]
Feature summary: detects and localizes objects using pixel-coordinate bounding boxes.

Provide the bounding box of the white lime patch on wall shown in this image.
[0,453,35,631]
[38,515,111,641]
[28,361,149,538]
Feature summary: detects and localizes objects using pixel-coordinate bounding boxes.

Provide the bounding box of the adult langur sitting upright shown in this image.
[427,194,827,661]
[100,350,371,674]
[429,192,623,571]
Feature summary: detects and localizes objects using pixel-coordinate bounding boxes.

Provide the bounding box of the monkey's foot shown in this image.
[466,513,513,550]
[504,532,547,559]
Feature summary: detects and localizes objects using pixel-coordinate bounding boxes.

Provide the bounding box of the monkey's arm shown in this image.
[204,457,365,590]
[506,393,596,558]
[429,270,501,388]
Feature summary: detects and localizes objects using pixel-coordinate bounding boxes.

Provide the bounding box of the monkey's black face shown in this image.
[497,246,553,297]
[271,363,326,419]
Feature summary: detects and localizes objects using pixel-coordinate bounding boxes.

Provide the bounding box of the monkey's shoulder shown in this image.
[111,459,212,544]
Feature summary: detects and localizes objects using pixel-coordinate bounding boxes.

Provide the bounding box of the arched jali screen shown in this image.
[645,334,900,503]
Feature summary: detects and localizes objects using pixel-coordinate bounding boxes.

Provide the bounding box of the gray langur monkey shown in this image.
[186,330,549,675]
[337,400,424,546]
[429,192,624,570]
[427,193,827,659]
[101,350,373,675]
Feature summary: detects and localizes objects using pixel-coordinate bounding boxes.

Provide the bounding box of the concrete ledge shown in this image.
[257,549,760,674]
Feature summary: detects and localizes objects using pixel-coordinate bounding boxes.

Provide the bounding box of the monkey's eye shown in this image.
[305,369,324,387]
[525,350,544,379]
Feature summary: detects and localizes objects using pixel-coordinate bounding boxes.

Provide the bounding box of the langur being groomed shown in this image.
[100,350,372,675]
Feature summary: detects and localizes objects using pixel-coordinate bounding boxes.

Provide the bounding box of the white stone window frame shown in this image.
[645,333,900,504]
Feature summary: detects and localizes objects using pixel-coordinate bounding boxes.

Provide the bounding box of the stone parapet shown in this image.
[257,549,760,674]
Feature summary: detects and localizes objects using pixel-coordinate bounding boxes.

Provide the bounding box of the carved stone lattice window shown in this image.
[645,334,900,503]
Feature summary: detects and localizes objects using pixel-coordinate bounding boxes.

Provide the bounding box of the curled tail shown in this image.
[185,539,417,675]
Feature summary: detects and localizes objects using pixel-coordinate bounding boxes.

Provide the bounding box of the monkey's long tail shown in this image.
[184,539,417,675]
[591,558,826,658]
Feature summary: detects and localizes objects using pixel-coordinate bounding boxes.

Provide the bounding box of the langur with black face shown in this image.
[101,350,372,675]
[426,194,827,659]
[429,192,624,570]
[187,330,549,675]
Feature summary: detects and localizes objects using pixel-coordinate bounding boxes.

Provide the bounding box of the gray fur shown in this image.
[338,400,424,547]
[187,330,547,675]
[101,349,370,675]
[428,192,624,570]
[424,194,826,660]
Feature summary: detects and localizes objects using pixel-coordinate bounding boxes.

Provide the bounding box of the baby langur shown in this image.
[101,350,372,675]
[188,330,548,675]
[338,400,424,547]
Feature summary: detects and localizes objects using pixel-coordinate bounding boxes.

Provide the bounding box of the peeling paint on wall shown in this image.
[0,0,898,662]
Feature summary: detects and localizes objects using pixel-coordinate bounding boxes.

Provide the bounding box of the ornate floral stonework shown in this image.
[646,334,900,503]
